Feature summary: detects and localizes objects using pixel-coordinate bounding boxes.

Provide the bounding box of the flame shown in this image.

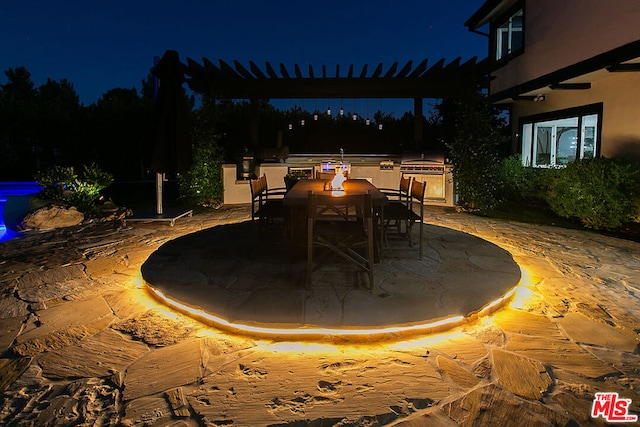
[331,170,347,190]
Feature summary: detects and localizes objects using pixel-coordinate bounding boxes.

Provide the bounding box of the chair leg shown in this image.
[307,219,313,288]
[367,220,375,289]
[418,218,423,259]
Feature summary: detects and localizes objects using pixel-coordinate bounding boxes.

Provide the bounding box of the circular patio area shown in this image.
[141,221,521,340]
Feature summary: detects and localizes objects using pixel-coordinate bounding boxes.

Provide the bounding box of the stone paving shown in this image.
[141,220,521,334]
[0,204,638,426]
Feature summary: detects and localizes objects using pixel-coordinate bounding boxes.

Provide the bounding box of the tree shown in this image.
[434,89,510,209]
[178,94,224,206]
[35,78,82,170]
[88,87,154,180]
[0,67,38,179]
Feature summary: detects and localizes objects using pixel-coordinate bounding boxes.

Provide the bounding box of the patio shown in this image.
[141,219,521,339]
[0,205,638,425]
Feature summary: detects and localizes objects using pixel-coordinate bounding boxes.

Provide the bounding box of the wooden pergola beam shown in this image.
[184,56,489,100]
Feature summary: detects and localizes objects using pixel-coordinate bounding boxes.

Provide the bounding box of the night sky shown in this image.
[1,0,488,116]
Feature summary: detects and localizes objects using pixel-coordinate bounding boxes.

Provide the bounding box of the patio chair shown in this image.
[379,174,412,203]
[382,179,425,258]
[249,174,288,228]
[307,191,374,289]
[378,175,412,233]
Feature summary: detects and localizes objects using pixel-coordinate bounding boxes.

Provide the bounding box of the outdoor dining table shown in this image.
[283,178,389,258]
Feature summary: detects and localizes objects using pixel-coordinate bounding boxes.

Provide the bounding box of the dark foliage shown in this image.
[178,96,224,206]
[544,157,640,229]
[35,163,114,214]
[0,67,157,181]
[434,89,511,209]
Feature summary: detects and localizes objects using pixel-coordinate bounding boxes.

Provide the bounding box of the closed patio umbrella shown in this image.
[150,49,192,183]
[129,50,193,225]
[151,50,192,217]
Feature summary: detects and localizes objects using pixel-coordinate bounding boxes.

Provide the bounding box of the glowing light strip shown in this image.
[475,286,518,317]
[144,281,519,341]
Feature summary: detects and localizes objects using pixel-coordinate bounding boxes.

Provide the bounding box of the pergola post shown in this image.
[249,97,260,149]
[413,97,424,150]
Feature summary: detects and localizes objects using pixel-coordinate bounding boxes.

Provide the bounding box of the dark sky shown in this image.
[1,0,487,116]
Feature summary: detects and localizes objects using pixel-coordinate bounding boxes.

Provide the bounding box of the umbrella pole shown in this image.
[156,172,164,215]
[127,171,192,225]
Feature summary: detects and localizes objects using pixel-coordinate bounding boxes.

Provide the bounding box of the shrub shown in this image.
[35,163,114,214]
[544,157,640,229]
[441,90,510,210]
[178,134,224,207]
[499,155,553,202]
[449,136,506,210]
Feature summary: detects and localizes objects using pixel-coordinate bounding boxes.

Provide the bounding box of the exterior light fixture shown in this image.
[365,99,370,126]
[300,119,305,126]
[378,123,383,130]
[339,106,344,116]
[288,123,293,130]
[327,107,331,116]
[313,113,318,121]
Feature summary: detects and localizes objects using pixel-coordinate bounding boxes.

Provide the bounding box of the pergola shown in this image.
[179,54,490,149]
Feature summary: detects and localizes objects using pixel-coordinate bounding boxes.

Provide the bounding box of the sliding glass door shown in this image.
[521,108,600,167]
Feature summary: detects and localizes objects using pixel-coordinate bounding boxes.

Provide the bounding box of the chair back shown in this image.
[410,179,426,202]
[250,176,263,199]
[399,175,412,194]
[250,176,262,219]
[261,175,270,199]
[250,175,271,218]
[399,175,412,206]
[409,179,426,224]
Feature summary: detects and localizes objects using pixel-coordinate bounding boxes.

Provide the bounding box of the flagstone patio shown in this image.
[0,205,638,426]
[141,221,521,337]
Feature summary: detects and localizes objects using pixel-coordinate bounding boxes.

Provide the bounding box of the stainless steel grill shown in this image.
[399,152,445,175]
[400,152,449,203]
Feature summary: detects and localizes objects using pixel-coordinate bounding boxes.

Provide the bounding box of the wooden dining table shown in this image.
[283,179,388,258]
[283,179,389,206]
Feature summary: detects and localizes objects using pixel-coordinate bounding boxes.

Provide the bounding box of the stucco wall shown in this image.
[492,0,640,94]
[512,71,640,159]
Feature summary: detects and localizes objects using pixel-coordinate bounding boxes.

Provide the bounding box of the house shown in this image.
[466,0,640,167]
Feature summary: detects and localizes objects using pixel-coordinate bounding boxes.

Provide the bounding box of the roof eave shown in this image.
[465,0,504,30]
[489,40,640,103]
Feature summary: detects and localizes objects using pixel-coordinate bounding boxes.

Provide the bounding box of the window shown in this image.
[521,109,600,167]
[496,9,523,60]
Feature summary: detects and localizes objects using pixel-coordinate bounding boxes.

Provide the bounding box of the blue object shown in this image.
[0,182,42,242]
